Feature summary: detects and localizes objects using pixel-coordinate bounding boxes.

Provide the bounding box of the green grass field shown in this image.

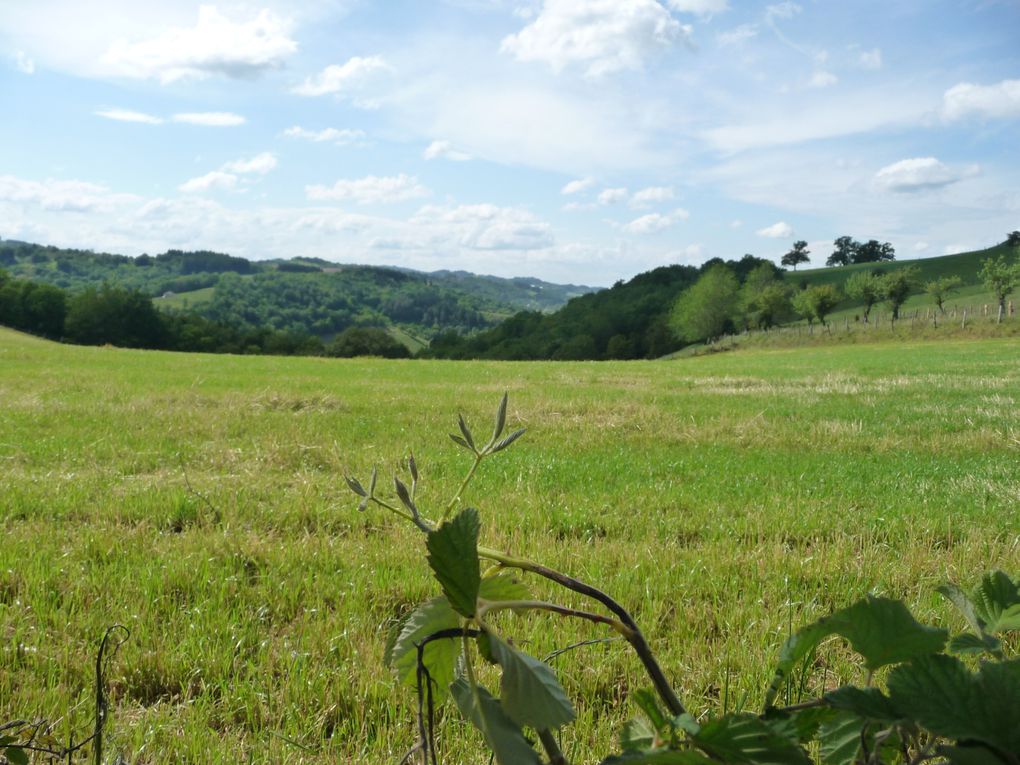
[2,327,1019,763]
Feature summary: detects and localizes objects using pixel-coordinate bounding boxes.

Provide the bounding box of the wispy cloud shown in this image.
[95,108,163,125]
[423,140,472,161]
[623,207,689,234]
[561,177,596,195]
[172,112,246,127]
[293,56,391,97]
[284,126,367,145]
[306,174,430,204]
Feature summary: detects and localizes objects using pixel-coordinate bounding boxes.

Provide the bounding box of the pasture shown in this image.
[1,327,1018,763]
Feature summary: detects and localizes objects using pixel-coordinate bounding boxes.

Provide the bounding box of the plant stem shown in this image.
[444,454,483,521]
[478,599,634,638]
[476,546,686,717]
[537,729,569,765]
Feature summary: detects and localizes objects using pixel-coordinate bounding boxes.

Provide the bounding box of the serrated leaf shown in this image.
[385,597,461,701]
[5,747,29,765]
[477,631,497,665]
[426,508,481,618]
[949,631,1002,656]
[633,689,670,736]
[818,711,865,765]
[693,713,811,765]
[601,751,716,765]
[344,476,366,497]
[490,392,508,447]
[938,583,983,634]
[763,707,834,744]
[450,678,541,765]
[672,713,701,736]
[938,744,1012,765]
[491,428,526,454]
[620,716,657,752]
[490,635,576,730]
[887,655,1020,753]
[973,571,1020,633]
[458,414,476,451]
[823,686,901,722]
[766,596,946,706]
[479,572,531,603]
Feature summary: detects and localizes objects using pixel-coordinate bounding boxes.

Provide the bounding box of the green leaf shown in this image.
[384,597,461,700]
[5,747,29,765]
[490,635,576,730]
[450,677,541,765]
[973,571,1020,633]
[426,508,481,618]
[620,715,657,752]
[817,711,865,765]
[601,751,716,765]
[491,428,526,454]
[938,745,1012,765]
[693,713,811,765]
[766,596,946,706]
[477,631,497,665]
[458,414,476,451]
[490,392,508,447]
[949,631,1002,656]
[449,433,473,452]
[479,572,531,603]
[823,686,901,722]
[633,689,670,736]
[938,583,983,634]
[763,707,835,744]
[887,655,1020,753]
[344,475,366,497]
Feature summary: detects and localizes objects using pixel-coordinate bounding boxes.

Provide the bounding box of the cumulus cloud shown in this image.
[95,108,163,124]
[411,203,554,250]
[0,175,137,212]
[942,79,1020,121]
[14,51,35,74]
[423,140,472,161]
[808,70,838,88]
[501,0,691,77]
[293,55,391,97]
[223,152,277,174]
[598,187,629,205]
[622,207,689,234]
[561,177,596,195]
[756,221,793,238]
[873,157,974,193]
[284,126,367,145]
[102,5,296,83]
[630,185,675,207]
[179,171,238,193]
[667,0,728,16]
[172,112,246,127]
[306,174,430,204]
[717,24,757,46]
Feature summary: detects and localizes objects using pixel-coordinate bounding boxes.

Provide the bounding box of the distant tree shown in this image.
[924,276,962,315]
[326,326,411,358]
[979,254,1020,319]
[852,239,896,264]
[880,267,920,320]
[781,241,811,271]
[844,271,883,323]
[64,285,165,348]
[826,236,859,267]
[669,264,739,343]
[792,285,842,327]
[740,263,789,329]
[1007,231,1020,247]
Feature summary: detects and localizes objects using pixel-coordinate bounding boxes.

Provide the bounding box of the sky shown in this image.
[1,0,1018,286]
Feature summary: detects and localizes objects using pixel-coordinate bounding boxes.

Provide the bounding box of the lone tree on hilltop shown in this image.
[781,240,811,270]
[669,263,739,343]
[924,276,962,316]
[1007,230,1020,247]
[844,270,882,323]
[853,239,896,264]
[826,236,858,267]
[880,267,919,320]
[979,253,1020,322]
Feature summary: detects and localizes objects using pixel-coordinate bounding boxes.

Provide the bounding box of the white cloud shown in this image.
[756,221,793,238]
[857,48,882,69]
[667,0,728,17]
[95,108,163,125]
[293,55,391,97]
[717,24,757,46]
[14,51,35,74]
[501,0,691,77]
[561,177,596,195]
[622,207,689,234]
[808,70,838,88]
[873,157,973,193]
[423,140,472,161]
[223,152,277,174]
[411,203,555,250]
[306,174,430,204]
[102,5,296,83]
[283,126,367,145]
[729,219,743,229]
[0,175,136,212]
[914,241,929,252]
[598,187,629,205]
[179,171,238,193]
[942,79,1020,121]
[172,112,246,127]
[766,2,801,21]
[630,185,675,207]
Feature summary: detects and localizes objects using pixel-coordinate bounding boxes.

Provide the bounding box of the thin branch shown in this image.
[543,637,622,664]
[478,599,634,637]
[537,729,569,765]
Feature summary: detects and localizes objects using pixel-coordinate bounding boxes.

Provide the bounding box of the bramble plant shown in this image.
[349,395,1020,765]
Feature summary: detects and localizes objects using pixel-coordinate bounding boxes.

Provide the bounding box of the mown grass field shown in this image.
[2,327,1019,764]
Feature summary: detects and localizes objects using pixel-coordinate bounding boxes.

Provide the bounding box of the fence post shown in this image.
[961,309,966,329]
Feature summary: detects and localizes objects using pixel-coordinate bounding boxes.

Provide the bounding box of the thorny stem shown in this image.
[476,545,686,717]
[444,453,483,521]
[477,599,634,638]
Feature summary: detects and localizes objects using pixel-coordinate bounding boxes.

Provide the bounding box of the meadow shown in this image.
[1,327,1019,763]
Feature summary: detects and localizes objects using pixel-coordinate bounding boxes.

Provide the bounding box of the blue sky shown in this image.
[1,0,1018,285]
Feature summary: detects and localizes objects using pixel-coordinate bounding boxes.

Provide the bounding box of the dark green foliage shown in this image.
[65,285,166,348]
[670,264,740,342]
[0,277,66,338]
[880,266,920,320]
[489,635,576,730]
[450,679,542,765]
[1006,231,1020,247]
[426,509,481,618]
[826,236,858,267]
[791,284,842,326]
[853,239,896,264]
[843,271,882,321]
[384,597,461,699]
[326,327,410,358]
[979,253,1020,312]
[781,241,810,271]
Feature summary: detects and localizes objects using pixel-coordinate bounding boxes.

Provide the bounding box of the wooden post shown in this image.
[998,304,1004,324]
[961,309,967,329]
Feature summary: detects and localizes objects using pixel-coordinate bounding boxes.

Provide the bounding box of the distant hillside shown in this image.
[0,240,597,341]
